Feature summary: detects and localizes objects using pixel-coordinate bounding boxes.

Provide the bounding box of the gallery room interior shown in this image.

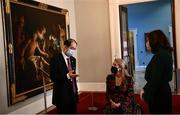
[0,0,180,114]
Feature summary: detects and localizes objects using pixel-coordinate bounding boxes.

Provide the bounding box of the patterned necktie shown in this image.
[67,58,77,93]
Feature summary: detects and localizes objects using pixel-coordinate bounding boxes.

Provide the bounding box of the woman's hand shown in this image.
[110,99,121,109]
[140,89,145,101]
[114,102,121,108]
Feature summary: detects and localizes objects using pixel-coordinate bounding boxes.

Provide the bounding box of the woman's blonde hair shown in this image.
[114,58,126,69]
[114,58,130,77]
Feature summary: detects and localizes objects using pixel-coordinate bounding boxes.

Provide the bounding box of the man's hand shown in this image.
[68,70,79,78]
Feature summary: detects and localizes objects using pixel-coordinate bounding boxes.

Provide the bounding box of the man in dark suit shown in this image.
[50,39,79,114]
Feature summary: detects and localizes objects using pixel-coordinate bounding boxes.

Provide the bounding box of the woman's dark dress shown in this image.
[105,74,140,114]
[143,49,173,114]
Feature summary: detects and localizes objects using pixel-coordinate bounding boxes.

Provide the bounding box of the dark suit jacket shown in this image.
[143,49,173,107]
[50,53,78,106]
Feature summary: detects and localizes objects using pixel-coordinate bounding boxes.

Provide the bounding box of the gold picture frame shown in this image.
[2,0,70,105]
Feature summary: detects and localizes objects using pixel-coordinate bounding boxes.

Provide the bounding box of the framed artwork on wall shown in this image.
[1,0,70,105]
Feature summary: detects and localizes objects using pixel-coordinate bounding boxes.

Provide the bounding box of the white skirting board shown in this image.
[135,66,146,71]
[78,82,106,92]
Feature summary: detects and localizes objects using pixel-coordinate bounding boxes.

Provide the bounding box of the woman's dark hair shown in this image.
[146,29,173,54]
[64,38,77,47]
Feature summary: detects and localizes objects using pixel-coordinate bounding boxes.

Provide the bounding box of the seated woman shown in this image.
[104,58,141,114]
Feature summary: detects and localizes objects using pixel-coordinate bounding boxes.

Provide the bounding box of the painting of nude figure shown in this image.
[3,0,69,105]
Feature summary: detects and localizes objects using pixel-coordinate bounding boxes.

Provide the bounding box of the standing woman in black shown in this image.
[140,30,173,114]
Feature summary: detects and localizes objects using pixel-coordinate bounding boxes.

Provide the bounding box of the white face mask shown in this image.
[66,49,75,57]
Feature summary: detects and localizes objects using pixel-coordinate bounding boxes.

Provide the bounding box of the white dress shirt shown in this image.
[62,51,71,79]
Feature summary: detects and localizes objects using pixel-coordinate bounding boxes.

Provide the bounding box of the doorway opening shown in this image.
[119,0,177,93]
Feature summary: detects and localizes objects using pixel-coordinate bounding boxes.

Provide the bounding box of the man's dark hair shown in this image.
[64,38,77,47]
[146,29,173,54]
